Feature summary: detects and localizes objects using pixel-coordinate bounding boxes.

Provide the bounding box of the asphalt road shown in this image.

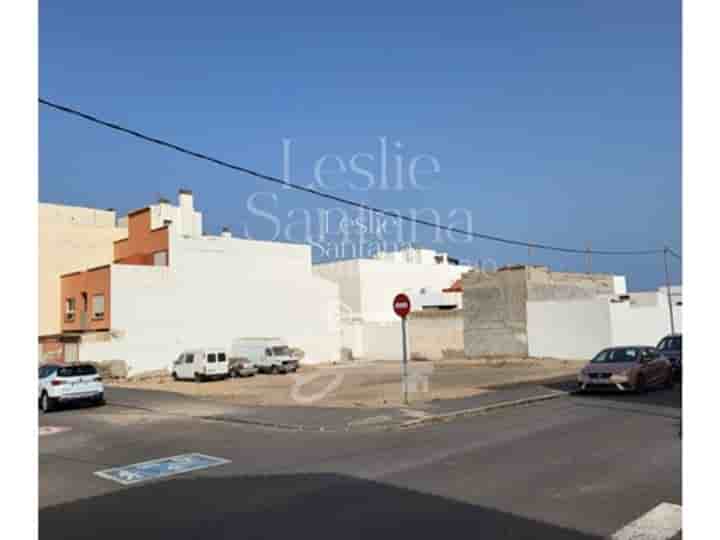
[39,385,681,539]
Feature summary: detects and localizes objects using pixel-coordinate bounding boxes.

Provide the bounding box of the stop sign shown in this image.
[393,293,411,318]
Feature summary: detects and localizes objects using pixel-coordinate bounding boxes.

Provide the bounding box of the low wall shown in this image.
[340,309,464,362]
[408,310,464,360]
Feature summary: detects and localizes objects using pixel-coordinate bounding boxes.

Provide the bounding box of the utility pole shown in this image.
[585,241,592,274]
[663,246,676,335]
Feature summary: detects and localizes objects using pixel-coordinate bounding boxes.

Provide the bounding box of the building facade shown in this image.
[313,247,471,360]
[54,191,341,375]
[39,203,127,362]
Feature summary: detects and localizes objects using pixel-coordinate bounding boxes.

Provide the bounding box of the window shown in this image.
[92,294,105,319]
[271,346,290,356]
[57,365,97,377]
[174,354,184,366]
[207,353,217,363]
[217,353,226,363]
[65,298,76,320]
[185,354,194,364]
[153,250,168,266]
[265,348,273,357]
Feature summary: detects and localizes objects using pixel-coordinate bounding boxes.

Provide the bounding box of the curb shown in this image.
[398,391,570,429]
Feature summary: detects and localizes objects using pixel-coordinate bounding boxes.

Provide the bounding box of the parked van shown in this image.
[231,338,299,374]
[172,348,229,381]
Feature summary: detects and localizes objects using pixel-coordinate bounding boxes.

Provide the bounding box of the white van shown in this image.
[171,348,229,381]
[231,338,299,374]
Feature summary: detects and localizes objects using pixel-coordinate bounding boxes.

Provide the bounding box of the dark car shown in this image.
[577,346,674,393]
[228,357,259,378]
[657,334,682,381]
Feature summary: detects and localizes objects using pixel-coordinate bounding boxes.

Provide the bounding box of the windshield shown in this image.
[57,365,98,377]
[658,336,682,351]
[272,346,291,356]
[591,348,641,364]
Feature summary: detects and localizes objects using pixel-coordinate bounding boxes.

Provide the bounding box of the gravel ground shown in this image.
[109,358,583,408]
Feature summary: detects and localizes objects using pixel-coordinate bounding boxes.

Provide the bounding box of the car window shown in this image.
[591,348,639,363]
[272,346,290,356]
[39,366,47,378]
[265,348,272,356]
[207,353,216,363]
[185,354,194,364]
[658,336,682,351]
[57,365,97,377]
[175,354,184,366]
[217,353,226,362]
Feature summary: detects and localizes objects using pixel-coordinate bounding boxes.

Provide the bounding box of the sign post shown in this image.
[393,293,411,405]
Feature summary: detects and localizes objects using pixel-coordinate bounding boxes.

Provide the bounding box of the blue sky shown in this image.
[39,0,681,290]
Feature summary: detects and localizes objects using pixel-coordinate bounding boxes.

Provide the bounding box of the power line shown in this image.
[39,97,668,256]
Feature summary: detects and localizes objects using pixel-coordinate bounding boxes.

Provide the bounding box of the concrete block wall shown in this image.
[463,266,623,358]
[462,268,530,357]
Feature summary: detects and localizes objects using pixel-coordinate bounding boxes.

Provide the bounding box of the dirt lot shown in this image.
[110,357,583,408]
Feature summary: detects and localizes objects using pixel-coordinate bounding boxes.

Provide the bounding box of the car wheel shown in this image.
[271,365,279,375]
[40,392,54,413]
[663,371,675,389]
[634,375,647,394]
[172,371,178,381]
[96,393,106,406]
[194,373,204,382]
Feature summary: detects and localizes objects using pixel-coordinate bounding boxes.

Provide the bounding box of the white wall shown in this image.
[313,260,364,319]
[609,294,681,346]
[339,320,404,361]
[527,292,683,361]
[80,230,341,375]
[527,299,612,360]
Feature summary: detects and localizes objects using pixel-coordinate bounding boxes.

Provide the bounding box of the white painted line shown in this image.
[39,426,71,437]
[611,502,682,540]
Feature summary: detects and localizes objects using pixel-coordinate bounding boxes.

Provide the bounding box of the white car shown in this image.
[38,363,105,413]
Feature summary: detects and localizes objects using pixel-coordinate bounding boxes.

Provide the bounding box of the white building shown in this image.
[60,191,341,375]
[313,247,472,360]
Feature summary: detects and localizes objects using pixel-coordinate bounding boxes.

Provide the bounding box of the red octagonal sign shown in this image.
[393,293,411,318]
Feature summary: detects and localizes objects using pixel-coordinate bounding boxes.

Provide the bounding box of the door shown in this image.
[180,353,195,379]
[643,348,662,385]
[648,347,668,385]
[64,342,79,364]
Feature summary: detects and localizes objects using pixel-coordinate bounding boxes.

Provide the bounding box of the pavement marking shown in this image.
[39,426,71,437]
[94,453,231,485]
[611,502,682,540]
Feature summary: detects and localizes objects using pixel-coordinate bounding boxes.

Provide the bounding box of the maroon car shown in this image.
[577,346,674,392]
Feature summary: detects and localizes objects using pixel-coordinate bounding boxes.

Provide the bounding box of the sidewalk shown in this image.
[105,378,575,432]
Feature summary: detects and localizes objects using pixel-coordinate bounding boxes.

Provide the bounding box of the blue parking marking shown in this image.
[95,453,230,485]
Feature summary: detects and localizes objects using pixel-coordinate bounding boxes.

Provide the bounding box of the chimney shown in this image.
[178,189,193,210]
[178,189,195,236]
[221,226,232,238]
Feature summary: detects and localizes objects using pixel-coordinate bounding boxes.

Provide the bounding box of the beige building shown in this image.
[38,203,127,359]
